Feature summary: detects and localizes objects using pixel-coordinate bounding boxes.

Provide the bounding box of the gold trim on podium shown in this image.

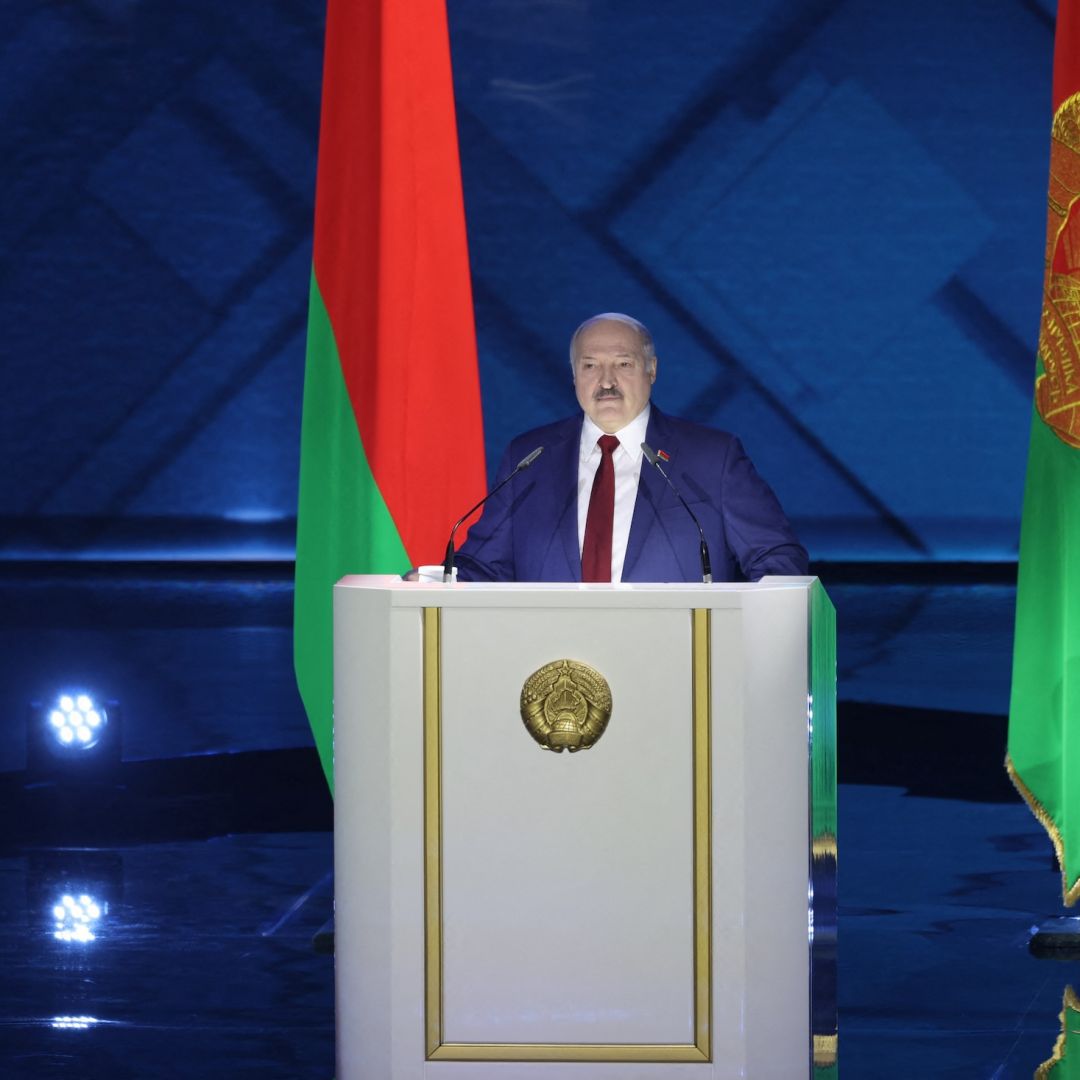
[423,607,443,1058]
[429,1042,710,1063]
[691,607,713,1060]
[423,605,712,1063]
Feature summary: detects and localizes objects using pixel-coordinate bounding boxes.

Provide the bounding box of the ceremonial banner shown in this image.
[1037,986,1080,1078]
[1008,0,1080,905]
[294,0,486,790]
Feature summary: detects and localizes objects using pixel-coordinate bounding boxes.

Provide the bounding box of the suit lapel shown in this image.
[541,417,582,581]
[623,406,679,580]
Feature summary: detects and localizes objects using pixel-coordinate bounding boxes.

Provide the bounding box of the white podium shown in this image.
[334,577,836,1079]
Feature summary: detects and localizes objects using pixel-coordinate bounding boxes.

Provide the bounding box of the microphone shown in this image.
[640,442,713,584]
[442,447,544,582]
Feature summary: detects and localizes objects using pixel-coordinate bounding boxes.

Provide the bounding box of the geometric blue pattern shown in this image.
[0,0,1057,561]
[89,106,286,306]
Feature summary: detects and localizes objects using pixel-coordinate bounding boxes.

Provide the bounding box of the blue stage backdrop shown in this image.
[0,0,1056,563]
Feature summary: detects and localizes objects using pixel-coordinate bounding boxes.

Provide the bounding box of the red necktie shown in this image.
[581,434,620,582]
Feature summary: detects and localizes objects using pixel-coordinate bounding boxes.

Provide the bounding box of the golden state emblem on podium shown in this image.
[519,659,612,752]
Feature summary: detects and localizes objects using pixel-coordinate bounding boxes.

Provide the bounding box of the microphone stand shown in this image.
[442,446,544,582]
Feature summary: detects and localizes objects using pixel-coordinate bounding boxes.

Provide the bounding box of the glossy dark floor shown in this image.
[0,831,334,1079]
[0,567,1072,1079]
[839,787,1072,1078]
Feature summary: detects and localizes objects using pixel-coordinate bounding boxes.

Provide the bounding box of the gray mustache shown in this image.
[594,389,623,399]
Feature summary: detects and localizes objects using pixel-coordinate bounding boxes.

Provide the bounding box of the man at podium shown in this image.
[455,312,808,584]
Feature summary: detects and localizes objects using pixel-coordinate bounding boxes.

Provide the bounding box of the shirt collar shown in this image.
[579,403,651,463]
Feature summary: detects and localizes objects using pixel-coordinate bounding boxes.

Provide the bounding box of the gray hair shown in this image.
[568,312,656,370]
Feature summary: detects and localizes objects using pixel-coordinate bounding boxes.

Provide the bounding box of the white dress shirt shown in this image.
[576,404,651,582]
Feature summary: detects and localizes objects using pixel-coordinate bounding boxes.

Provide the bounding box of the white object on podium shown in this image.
[334,576,836,1079]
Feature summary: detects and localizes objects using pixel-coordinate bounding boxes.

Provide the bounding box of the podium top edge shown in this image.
[334,575,822,605]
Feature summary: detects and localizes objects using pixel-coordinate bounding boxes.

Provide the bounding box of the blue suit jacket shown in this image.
[456,407,808,583]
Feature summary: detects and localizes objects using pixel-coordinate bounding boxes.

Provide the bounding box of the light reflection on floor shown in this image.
[0,833,334,1079]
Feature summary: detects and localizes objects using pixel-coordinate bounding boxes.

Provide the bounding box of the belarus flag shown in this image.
[294,0,487,791]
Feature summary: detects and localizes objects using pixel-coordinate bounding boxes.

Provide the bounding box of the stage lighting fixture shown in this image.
[27,690,122,776]
[47,694,108,752]
[51,892,107,944]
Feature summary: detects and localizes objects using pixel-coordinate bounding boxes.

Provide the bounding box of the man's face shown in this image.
[572,319,657,434]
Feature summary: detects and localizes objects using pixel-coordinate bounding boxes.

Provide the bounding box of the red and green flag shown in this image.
[1008,0,1080,905]
[294,0,487,792]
